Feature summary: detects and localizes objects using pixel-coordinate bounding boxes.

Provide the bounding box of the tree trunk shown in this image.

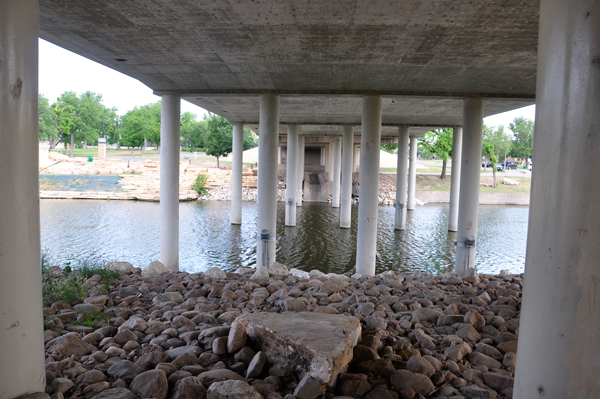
[492,168,497,188]
[131,148,134,156]
[157,144,160,155]
[216,156,220,168]
[49,139,56,151]
[83,140,87,149]
[440,158,447,180]
[141,146,144,156]
[70,132,74,157]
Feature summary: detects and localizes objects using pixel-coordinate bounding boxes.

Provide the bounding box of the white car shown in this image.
[528,162,532,171]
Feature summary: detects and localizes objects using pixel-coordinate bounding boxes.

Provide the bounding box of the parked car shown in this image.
[482,161,492,168]
[528,162,532,171]
[496,164,504,171]
[506,162,517,170]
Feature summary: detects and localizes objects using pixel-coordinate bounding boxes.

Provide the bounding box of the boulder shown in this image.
[90,388,137,399]
[106,262,134,273]
[207,380,262,399]
[45,334,95,358]
[142,260,167,276]
[234,312,361,384]
[205,267,227,280]
[389,370,435,396]
[130,370,168,399]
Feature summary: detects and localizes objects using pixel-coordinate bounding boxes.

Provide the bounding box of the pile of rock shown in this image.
[35,262,520,399]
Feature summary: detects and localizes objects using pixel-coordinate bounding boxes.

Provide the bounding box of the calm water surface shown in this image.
[40,200,528,275]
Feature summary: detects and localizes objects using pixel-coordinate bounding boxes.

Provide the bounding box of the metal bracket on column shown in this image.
[455,235,476,248]
[287,198,295,206]
[395,202,405,209]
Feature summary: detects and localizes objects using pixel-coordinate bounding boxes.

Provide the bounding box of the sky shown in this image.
[39,39,536,128]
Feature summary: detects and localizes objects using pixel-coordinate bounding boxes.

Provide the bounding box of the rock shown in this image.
[269,262,289,277]
[411,308,442,324]
[444,343,472,361]
[90,388,137,399]
[50,378,73,395]
[121,317,148,332]
[459,385,498,398]
[130,370,168,399]
[483,372,514,392]
[45,334,95,358]
[407,356,435,377]
[75,370,107,387]
[114,329,137,345]
[457,325,481,343]
[171,376,207,399]
[293,375,325,399]
[107,360,144,381]
[235,312,361,384]
[106,262,134,272]
[205,267,227,280]
[198,369,248,388]
[212,336,228,355]
[389,370,435,396]
[15,394,50,399]
[352,345,380,362]
[354,359,396,378]
[289,268,310,279]
[142,260,168,276]
[503,352,517,368]
[207,380,262,399]
[166,345,203,359]
[228,322,248,353]
[246,351,267,379]
[83,382,111,397]
[469,352,502,369]
[135,350,169,369]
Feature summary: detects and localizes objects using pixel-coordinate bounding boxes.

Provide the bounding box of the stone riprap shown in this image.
[38,265,521,399]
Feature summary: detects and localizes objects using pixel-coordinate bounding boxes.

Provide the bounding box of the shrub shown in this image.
[191,173,210,196]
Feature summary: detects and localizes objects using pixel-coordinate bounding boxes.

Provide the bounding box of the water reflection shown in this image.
[40,200,528,275]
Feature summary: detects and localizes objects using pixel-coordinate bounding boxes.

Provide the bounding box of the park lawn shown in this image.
[415,174,531,195]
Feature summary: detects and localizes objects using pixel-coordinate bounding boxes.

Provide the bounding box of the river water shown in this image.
[40,200,528,276]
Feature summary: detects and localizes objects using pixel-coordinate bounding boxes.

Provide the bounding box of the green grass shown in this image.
[41,253,120,306]
[191,173,210,196]
[72,311,110,329]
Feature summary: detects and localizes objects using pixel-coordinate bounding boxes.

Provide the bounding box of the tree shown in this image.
[243,128,258,150]
[39,94,57,145]
[381,143,398,153]
[418,128,454,180]
[508,116,534,163]
[482,124,512,187]
[120,101,161,155]
[204,114,233,168]
[181,112,208,150]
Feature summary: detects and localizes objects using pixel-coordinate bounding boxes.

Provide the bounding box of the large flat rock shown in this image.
[234,312,361,385]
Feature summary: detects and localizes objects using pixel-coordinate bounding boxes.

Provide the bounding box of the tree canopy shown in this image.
[204,114,233,167]
[418,128,454,180]
[120,101,161,153]
[482,124,512,187]
[508,116,534,162]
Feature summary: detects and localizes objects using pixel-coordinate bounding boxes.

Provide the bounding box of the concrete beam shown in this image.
[160,94,181,271]
[455,98,484,273]
[0,0,46,396]
[514,1,600,396]
[356,96,382,276]
[256,94,279,270]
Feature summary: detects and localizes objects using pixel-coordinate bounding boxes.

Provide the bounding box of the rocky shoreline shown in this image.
[34,262,521,399]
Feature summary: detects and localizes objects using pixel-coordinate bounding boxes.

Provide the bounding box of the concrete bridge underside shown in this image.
[1,0,599,397]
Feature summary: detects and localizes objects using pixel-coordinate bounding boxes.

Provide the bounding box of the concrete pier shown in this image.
[296,135,305,207]
[448,127,463,232]
[160,94,181,271]
[332,136,342,208]
[231,123,244,225]
[407,136,418,210]
[256,94,279,270]
[514,1,600,396]
[0,1,46,396]
[395,126,410,230]
[285,125,298,226]
[340,126,354,228]
[455,99,483,273]
[356,96,382,276]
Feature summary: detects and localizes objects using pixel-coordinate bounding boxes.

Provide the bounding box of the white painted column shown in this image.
[454,98,483,273]
[394,126,410,230]
[514,2,600,396]
[340,126,354,228]
[278,146,282,165]
[324,143,333,179]
[256,94,279,270]
[0,1,46,396]
[407,136,418,210]
[332,137,342,207]
[320,147,325,166]
[356,96,382,276]
[447,127,463,231]
[354,145,361,172]
[160,94,181,271]
[285,125,298,226]
[296,135,305,207]
[231,123,244,225]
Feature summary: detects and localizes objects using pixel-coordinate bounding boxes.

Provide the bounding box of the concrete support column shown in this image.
[320,147,325,166]
[454,98,483,273]
[353,145,361,172]
[324,143,332,179]
[332,137,342,207]
[514,2,600,396]
[278,146,282,165]
[340,126,354,228]
[285,125,298,226]
[231,123,244,225]
[0,1,46,396]
[160,94,181,271]
[407,136,418,210]
[394,126,410,230]
[356,96,382,276]
[296,135,305,207]
[448,127,463,231]
[256,94,279,270]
